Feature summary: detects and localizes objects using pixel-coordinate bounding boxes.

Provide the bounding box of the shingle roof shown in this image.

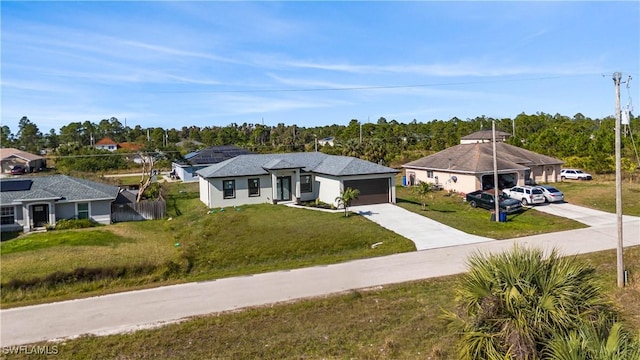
[1,175,120,205]
[0,148,44,161]
[461,130,511,140]
[178,145,253,166]
[197,153,398,178]
[403,143,563,174]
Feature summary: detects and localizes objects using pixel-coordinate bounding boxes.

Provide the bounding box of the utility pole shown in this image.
[492,120,500,222]
[613,72,625,288]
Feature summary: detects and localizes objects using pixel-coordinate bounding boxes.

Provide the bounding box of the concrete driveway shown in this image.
[532,202,638,227]
[351,203,494,250]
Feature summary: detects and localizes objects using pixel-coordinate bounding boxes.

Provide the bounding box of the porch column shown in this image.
[21,204,30,232]
[294,169,301,202]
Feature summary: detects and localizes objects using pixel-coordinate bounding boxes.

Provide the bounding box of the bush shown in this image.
[54,218,100,230]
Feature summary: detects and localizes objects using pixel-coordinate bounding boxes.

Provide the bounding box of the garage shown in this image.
[344,178,390,205]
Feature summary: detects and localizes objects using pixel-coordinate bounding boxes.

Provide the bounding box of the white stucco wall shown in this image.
[315,175,342,206]
[202,175,274,209]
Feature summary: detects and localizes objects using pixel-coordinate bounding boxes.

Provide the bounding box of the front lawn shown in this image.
[395,186,587,239]
[0,183,414,308]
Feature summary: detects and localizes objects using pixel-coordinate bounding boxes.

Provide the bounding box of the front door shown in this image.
[276,176,291,201]
[32,204,49,228]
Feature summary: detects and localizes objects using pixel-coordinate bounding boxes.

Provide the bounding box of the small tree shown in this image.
[413,181,433,210]
[335,187,360,217]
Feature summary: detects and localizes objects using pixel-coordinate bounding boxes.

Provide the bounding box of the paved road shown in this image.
[1,207,639,347]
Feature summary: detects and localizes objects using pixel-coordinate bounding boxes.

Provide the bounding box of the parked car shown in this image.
[10,164,26,175]
[502,185,546,206]
[560,168,592,180]
[537,185,565,203]
[465,190,523,214]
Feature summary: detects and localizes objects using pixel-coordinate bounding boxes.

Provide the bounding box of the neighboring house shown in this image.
[0,175,119,233]
[197,152,398,209]
[402,142,563,194]
[0,148,45,174]
[460,130,511,144]
[172,145,253,182]
[95,137,119,151]
[317,137,335,147]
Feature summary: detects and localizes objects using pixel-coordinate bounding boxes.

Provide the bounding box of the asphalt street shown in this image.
[1,203,638,347]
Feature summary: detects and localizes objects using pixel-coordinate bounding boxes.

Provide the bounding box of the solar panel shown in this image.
[1,179,33,192]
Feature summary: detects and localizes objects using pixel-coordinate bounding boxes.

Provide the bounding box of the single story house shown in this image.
[0,175,119,233]
[0,148,46,174]
[197,152,399,209]
[402,142,563,194]
[460,129,511,144]
[317,137,335,147]
[172,145,253,182]
[95,137,119,151]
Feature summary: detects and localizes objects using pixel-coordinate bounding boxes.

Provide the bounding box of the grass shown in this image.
[5,246,638,360]
[553,178,640,216]
[395,186,587,239]
[0,179,636,308]
[0,183,415,308]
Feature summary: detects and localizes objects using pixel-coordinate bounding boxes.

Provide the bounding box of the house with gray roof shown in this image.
[402,142,563,194]
[171,145,253,182]
[196,152,399,209]
[0,175,119,233]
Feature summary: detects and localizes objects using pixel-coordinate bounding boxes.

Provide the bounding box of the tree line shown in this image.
[1,112,638,176]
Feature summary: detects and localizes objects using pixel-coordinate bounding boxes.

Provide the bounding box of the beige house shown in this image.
[402,142,563,194]
[0,148,45,174]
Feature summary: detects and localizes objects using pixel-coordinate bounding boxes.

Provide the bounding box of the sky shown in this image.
[1,1,639,134]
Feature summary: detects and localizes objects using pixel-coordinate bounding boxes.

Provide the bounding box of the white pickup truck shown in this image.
[502,185,545,206]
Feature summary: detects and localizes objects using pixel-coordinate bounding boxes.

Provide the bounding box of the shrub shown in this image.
[54,218,100,230]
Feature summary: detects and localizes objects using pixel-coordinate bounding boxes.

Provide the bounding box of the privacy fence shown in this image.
[111,197,166,222]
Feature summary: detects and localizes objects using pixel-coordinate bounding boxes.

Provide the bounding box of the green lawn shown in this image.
[552,179,640,216]
[0,183,414,307]
[1,180,636,308]
[395,186,586,239]
[5,246,638,360]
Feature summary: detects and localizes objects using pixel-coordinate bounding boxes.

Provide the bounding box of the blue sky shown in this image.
[2,1,639,134]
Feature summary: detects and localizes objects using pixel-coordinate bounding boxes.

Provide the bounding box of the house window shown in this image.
[223,180,235,199]
[77,203,89,219]
[248,178,260,197]
[300,175,312,193]
[427,171,434,178]
[1,207,15,225]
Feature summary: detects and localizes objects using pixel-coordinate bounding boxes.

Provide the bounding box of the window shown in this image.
[1,207,15,225]
[223,180,235,199]
[427,170,434,178]
[300,175,312,193]
[77,203,89,219]
[248,178,260,197]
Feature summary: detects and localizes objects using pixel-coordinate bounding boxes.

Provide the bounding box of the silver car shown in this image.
[537,185,565,203]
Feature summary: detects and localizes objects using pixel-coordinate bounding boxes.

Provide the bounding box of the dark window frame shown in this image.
[1,206,15,225]
[248,178,260,197]
[77,202,89,219]
[223,180,236,199]
[300,174,313,193]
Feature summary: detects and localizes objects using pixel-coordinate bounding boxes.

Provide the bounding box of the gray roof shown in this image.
[177,145,253,166]
[196,152,398,178]
[1,175,120,205]
[461,130,511,141]
[403,143,563,174]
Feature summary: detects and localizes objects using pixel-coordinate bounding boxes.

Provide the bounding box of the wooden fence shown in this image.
[111,198,166,222]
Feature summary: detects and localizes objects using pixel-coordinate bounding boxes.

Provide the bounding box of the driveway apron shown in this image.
[532,202,638,227]
[351,203,494,250]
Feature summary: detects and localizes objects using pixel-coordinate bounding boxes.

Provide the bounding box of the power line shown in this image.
[156,74,595,94]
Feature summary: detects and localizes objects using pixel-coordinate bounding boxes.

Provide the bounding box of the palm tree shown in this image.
[413,181,433,210]
[335,187,360,217]
[443,246,637,360]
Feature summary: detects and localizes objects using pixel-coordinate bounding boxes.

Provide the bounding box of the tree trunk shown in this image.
[136,153,154,203]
